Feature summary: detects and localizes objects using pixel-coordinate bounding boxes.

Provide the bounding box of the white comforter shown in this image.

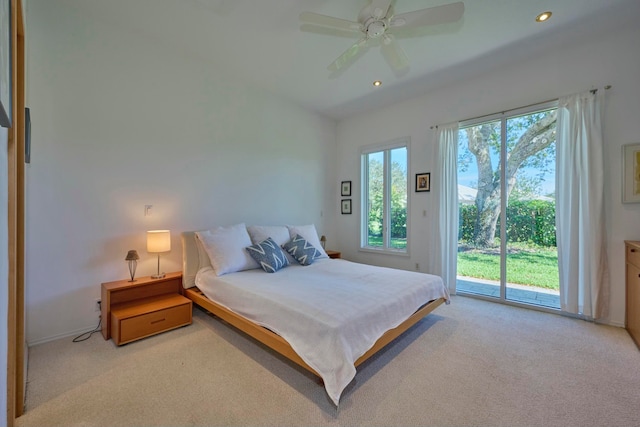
[195,258,449,405]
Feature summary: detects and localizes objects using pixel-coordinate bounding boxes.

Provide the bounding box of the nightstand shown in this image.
[101,272,192,345]
[326,250,341,259]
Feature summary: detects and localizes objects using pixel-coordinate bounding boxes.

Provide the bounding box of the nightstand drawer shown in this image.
[627,243,640,269]
[111,294,192,345]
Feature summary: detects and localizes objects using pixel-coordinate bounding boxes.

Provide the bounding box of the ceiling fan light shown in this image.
[536,11,552,22]
[367,20,386,38]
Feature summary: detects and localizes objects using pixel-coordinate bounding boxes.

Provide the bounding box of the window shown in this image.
[361,139,409,253]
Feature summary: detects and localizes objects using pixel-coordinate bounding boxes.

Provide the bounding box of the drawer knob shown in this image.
[632,249,637,253]
[150,318,166,325]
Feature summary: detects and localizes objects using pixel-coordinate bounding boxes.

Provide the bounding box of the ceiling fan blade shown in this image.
[300,24,364,39]
[381,34,409,71]
[299,12,361,33]
[369,0,393,19]
[390,1,464,28]
[328,39,368,72]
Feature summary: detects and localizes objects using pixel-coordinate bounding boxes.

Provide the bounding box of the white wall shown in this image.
[336,21,640,327]
[1,126,9,426]
[25,1,337,343]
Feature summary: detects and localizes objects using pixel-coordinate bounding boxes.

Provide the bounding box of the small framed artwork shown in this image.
[415,173,431,192]
[341,180,351,196]
[25,107,30,163]
[341,199,352,214]
[622,143,640,203]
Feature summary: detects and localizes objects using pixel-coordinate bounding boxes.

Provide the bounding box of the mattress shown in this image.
[195,258,449,405]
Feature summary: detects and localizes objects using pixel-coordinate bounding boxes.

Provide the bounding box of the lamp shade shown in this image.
[125,249,139,261]
[147,230,171,253]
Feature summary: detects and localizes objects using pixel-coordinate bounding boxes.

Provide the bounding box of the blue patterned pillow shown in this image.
[283,234,321,266]
[246,237,290,273]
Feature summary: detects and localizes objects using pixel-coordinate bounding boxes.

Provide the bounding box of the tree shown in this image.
[460,110,557,247]
[367,158,407,242]
[368,158,384,237]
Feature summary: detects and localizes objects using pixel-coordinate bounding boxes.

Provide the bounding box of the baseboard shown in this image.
[601,319,625,328]
[28,323,101,347]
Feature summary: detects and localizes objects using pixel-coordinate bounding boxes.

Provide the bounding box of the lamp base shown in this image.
[151,273,166,279]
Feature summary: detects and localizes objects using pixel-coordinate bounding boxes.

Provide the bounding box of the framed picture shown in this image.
[341,199,352,214]
[341,180,351,196]
[415,172,430,192]
[0,0,11,128]
[622,143,640,203]
[25,107,30,163]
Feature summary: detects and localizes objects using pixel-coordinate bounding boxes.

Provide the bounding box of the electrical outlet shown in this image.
[94,299,101,312]
[415,263,420,271]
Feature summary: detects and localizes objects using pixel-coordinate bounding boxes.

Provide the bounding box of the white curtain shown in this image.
[556,90,610,320]
[434,123,459,293]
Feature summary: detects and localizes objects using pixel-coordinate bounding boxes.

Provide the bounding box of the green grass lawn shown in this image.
[367,236,407,249]
[366,235,557,290]
[457,246,559,290]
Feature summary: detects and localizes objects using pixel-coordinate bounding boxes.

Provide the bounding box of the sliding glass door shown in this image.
[456,104,560,309]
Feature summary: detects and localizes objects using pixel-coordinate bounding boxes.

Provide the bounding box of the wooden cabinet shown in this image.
[101,272,192,345]
[625,241,640,349]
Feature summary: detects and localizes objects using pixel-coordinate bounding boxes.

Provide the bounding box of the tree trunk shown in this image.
[465,111,557,247]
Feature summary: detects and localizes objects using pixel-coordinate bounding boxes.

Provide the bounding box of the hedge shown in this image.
[459,199,556,247]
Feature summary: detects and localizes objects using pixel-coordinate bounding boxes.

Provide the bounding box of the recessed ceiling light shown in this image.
[373,80,382,87]
[536,11,552,22]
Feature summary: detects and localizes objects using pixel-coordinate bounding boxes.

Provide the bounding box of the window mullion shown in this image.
[499,117,507,301]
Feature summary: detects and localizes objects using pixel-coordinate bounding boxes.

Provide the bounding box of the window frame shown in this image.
[457,100,558,303]
[360,137,410,256]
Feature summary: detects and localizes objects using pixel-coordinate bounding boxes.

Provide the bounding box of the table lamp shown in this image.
[147,230,171,279]
[125,249,139,282]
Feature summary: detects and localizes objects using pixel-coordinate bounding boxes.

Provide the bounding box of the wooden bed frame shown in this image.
[181,231,446,378]
[184,286,444,377]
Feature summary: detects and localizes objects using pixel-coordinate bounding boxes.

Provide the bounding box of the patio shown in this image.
[456,276,560,309]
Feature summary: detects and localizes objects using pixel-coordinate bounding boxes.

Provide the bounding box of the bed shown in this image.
[181,224,449,405]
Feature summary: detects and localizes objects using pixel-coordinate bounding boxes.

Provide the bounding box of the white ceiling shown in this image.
[66,0,639,120]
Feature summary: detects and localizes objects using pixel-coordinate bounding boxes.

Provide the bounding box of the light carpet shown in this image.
[16,295,640,426]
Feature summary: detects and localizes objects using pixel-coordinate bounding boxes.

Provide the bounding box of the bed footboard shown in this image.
[185,286,444,376]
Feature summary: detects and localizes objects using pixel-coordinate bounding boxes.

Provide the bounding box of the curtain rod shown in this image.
[430,85,612,129]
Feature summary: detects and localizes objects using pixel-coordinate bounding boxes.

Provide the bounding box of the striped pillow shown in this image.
[246,237,290,273]
[283,234,321,266]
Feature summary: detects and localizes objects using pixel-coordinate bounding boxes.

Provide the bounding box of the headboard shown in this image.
[180,231,211,288]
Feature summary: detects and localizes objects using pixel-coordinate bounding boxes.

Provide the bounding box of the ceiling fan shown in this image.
[300,0,464,73]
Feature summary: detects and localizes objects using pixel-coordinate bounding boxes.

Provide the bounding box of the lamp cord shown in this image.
[72,317,102,343]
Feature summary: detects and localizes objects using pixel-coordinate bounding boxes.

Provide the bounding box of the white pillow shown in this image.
[286,224,328,259]
[247,225,296,264]
[195,232,212,269]
[196,223,259,276]
[247,225,290,246]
